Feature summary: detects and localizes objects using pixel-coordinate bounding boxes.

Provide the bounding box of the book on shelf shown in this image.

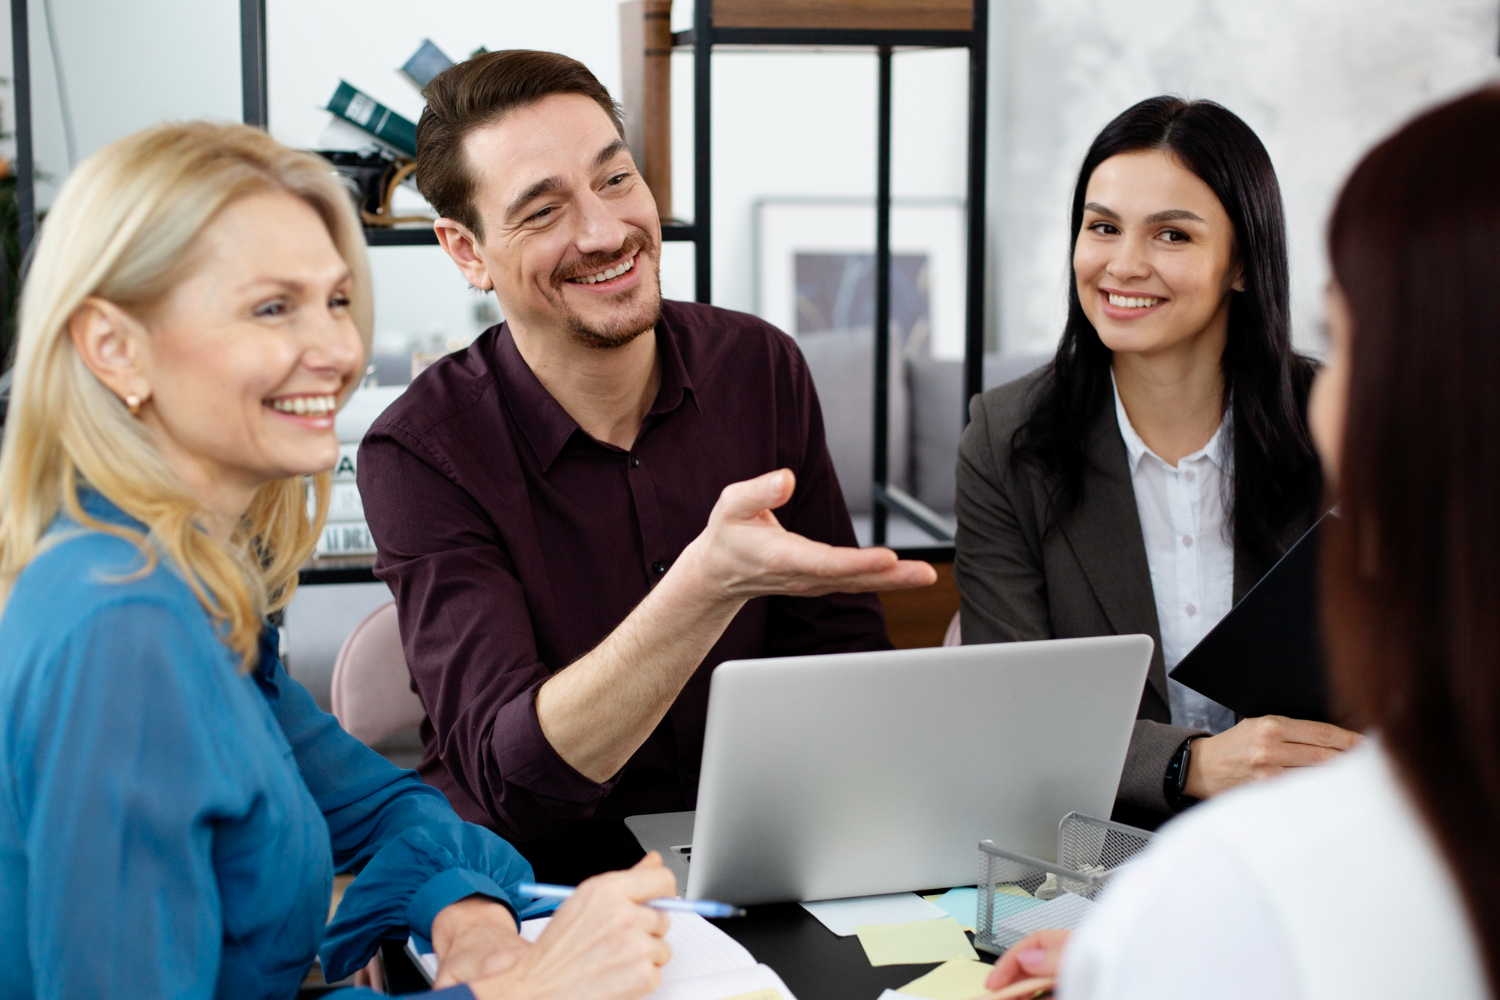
[315,520,378,558]
[332,443,359,481]
[620,0,673,214]
[399,38,454,90]
[327,81,417,158]
[309,480,365,523]
[313,447,374,558]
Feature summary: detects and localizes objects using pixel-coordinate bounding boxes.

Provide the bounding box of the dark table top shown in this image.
[714,896,988,1000]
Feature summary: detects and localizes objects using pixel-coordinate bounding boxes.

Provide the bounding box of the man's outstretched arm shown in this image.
[535,468,935,782]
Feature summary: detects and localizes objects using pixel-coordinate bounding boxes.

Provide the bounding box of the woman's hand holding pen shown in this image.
[468,853,676,1000]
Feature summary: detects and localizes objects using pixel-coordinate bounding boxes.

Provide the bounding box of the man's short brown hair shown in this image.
[416,49,624,240]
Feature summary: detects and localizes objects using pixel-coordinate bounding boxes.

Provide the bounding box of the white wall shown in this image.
[988,0,1500,356]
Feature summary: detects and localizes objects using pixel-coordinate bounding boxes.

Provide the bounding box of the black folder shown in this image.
[1168,514,1332,723]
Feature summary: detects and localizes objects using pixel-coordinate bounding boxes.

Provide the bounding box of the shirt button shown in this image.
[630,454,641,468]
[1182,534,1193,548]
[1185,603,1197,617]
[652,560,666,575]
[1184,469,1196,483]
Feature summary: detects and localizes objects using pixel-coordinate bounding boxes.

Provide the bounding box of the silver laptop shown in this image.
[626,635,1152,905]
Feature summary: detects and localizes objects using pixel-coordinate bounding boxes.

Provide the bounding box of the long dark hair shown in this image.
[1323,85,1500,992]
[1013,97,1320,568]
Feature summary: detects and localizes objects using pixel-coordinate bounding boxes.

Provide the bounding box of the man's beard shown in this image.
[551,231,663,350]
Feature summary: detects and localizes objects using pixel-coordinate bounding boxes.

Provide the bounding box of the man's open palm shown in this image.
[691,469,938,600]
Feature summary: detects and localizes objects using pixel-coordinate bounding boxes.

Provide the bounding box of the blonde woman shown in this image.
[0,122,674,1000]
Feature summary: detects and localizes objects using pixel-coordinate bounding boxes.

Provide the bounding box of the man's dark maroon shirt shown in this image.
[358,300,890,879]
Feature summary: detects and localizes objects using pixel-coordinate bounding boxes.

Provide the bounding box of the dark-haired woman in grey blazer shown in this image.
[956,97,1357,827]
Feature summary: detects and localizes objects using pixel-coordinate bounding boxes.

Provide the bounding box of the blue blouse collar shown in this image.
[62,487,281,681]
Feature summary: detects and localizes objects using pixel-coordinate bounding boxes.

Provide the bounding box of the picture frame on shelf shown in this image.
[753,197,967,359]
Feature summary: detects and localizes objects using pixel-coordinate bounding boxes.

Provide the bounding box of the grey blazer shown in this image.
[954,369,1313,823]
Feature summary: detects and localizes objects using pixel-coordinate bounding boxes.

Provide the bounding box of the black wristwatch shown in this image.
[1163,736,1200,812]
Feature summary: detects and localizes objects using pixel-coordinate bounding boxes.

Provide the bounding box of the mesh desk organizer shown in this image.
[975,812,1155,954]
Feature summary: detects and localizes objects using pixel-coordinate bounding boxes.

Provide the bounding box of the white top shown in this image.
[1112,379,1236,733]
[1060,741,1489,1000]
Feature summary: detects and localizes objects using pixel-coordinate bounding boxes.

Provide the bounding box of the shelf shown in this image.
[712,0,972,32]
[364,227,439,246]
[672,26,976,48]
[299,557,379,586]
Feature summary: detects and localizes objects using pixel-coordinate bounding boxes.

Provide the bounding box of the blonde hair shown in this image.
[0,121,373,668]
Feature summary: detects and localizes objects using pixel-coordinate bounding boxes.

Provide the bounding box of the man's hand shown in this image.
[678,469,938,603]
[985,929,1070,995]
[1183,715,1361,799]
[431,895,528,988]
[468,854,676,1000]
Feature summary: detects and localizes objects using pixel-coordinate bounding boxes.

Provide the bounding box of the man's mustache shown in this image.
[553,232,654,284]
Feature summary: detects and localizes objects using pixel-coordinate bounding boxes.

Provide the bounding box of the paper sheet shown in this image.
[800,892,950,937]
[407,936,438,983]
[854,917,980,966]
[897,959,996,1000]
[928,888,979,932]
[520,912,759,984]
[519,915,796,998]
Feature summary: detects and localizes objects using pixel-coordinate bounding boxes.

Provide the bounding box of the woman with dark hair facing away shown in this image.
[982,84,1498,1000]
[955,96,1358,825]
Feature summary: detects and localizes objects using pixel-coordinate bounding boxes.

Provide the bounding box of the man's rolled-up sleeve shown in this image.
[358,425,612,841]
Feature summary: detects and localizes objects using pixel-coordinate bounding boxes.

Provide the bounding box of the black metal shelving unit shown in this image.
[677,2,988,549]
[10,0,35,258]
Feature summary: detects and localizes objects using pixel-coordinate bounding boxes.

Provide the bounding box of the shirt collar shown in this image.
[489,314,697,473]
[48,486,147,536]
[1110,369,1230,474]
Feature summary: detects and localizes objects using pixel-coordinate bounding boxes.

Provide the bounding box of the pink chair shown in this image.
[943,610,962,647]
[330,600,427,746]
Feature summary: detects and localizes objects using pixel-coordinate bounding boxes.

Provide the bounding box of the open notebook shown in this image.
[407,911,798,1000]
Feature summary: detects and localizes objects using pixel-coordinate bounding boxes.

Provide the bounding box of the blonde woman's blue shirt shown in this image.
[0,494,548,999]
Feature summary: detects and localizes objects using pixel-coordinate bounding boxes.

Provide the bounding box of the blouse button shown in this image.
[1184,469,1196,483]
[1185,603,1198,617]
[630,454,641,468]
[1182,534,1193,548]
[652,561,667,575]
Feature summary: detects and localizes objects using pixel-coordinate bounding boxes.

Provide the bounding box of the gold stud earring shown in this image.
[125,394,142,416]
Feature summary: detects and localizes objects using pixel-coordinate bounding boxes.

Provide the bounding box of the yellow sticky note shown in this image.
[996,884,1032,898]
[897,959,996,1000]
[854,917,980,966]
[719,991,781,1000]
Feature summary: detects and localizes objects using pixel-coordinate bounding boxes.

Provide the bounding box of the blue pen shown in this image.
[517,882,747,918]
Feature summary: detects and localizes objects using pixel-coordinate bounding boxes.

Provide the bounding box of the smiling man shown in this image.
[357,50,934,882]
